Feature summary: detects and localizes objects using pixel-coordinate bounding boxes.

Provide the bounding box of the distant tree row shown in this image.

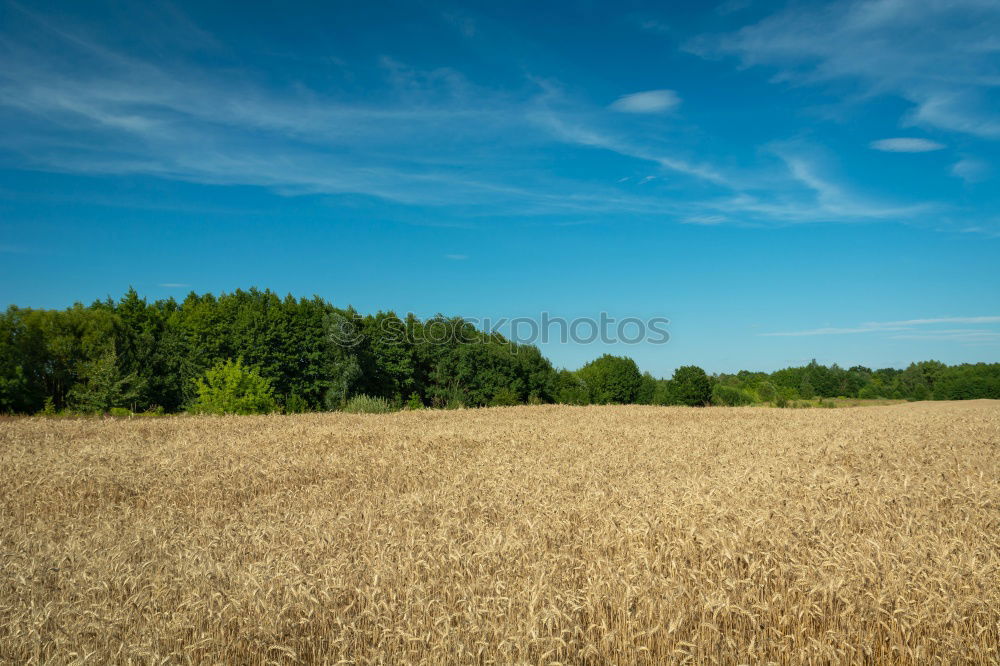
[1,288,997,414]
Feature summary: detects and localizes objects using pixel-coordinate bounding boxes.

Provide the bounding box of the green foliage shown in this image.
[342,394,394,414]
[636,372,657,405]
[652,379,677,405]
[69,349,143,413]
[774,386,797,408]
[284,393,309,414]
[576,355,643,404]
[671,366,712,406]
[190,359,277,415]
[756,381,777,402]
[41,396,56,416]
[406,392,424,410]
[4,288,1000,414]
[554,369,589,405]
[857,384,882,399]
[490,387,521,406]
[109,407,132,418]
[711,384,755,406]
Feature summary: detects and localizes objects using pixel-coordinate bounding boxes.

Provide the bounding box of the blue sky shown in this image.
[1,0,998,375]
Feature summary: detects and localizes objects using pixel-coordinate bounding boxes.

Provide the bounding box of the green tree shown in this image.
[68,349,142,412]
[756,380,777,402]
[191,358,277,415]
[636,372,658,405]
[671,366,711,406]
[652,379,677,405]
[554,369,589,405]
[576,355,643,404]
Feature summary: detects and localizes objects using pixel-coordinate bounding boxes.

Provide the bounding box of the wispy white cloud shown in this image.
[635,19,671,35]
[0,1,957,233]
[870,138,945,153]
[0,3,747,223]
[866,316,1000,327]
[722,150,934,223]
[715,0,752,16]
[951,157,991,183]
[682,215,727,225]
[531,110,730,185]
[610,89,681,114]
[444,254,468,260]
[761,315,1000,337]
[760,326,910,337]
[890,330,1000,342]
[159,283,191,288]
[689,0,1000,139]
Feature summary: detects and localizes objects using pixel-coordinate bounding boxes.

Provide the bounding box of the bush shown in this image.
[284,393,308,414]
[756,381,777,402]
[711,384,755,406]
[773,386,797,408]
[190,358,277,415]
[406,392,424,410]
[490,387,521,406]
[342,394,395,414]
[857,385,878,399]
[109,407,132,418]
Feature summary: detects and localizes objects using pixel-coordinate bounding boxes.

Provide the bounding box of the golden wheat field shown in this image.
[1,402,998,665]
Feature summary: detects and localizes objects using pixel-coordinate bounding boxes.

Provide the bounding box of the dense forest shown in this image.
[1,288,998,414]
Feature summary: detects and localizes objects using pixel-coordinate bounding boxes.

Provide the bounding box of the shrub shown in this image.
[858,384,881,400]
[711,384,755,406]
[490,387,521,406]
[342,394,394,414]
[756,381,777,402]
[406,392,424,410]
[284,393,309,414]
[41,397,57,416]
[190,358,277,415]
[109,407,132,418]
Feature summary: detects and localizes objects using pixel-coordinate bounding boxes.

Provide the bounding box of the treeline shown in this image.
[0,288,997,414]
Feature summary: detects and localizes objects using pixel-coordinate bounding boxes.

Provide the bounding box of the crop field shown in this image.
[1,402,998,664]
